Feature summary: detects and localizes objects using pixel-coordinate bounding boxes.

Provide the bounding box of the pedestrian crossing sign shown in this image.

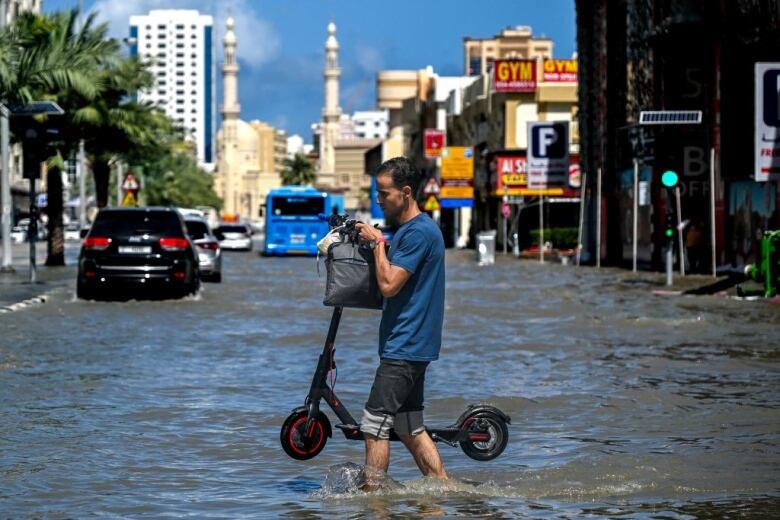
[423,194,440,212]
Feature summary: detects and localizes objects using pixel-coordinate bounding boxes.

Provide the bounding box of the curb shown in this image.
[0,286,65,313]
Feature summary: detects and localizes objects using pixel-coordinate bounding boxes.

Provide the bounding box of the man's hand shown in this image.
[356,222,384,243]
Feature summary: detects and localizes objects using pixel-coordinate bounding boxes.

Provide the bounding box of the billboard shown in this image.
[755,62,780,181]
[424,129,445,159]
[495,154,579,196]
[493,59,537,92]
[542,59,578,83]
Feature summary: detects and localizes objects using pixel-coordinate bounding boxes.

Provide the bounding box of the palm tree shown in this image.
[70,56,180,209]
[281,153,316,186]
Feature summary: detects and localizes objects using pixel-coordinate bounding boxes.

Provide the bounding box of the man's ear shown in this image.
[403,185,412,199]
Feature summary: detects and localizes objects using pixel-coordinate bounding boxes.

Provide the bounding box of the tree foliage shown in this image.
[280,153,316,186]
[141,152,222,210]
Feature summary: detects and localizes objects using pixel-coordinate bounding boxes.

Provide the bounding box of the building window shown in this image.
[158,43,166,49]
[159,90,167,95]
[176,108,184,113]
[176,43,184,48]
[176,34,184,39]
[191,90,197,95]
[176,80,184,85]
[176,52,184,58]
[175,24,184,30]
[176,71,184,76]
[176,62,184,67]
[158,33,166,39]
[176,99,184,104]
[176,90,184,95]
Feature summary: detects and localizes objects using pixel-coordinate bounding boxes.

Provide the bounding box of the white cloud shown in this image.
[354,44,383,74]
[89,0,280,67]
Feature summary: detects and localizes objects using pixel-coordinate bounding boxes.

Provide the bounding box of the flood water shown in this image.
[2,247,779,518]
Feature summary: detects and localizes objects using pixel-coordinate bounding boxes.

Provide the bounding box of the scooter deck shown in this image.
[335,423,479,444]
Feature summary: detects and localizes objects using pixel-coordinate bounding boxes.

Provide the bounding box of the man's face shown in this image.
[376,173,411,226]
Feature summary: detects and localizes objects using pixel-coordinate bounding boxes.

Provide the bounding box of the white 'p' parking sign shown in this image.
[528,121,569,188]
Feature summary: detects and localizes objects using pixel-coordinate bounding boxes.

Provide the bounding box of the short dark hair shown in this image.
[375,156,424,196]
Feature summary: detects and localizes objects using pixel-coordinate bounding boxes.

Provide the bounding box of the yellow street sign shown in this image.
[441,146,474,180]
[423,194,440,212]
[440,186,474,199]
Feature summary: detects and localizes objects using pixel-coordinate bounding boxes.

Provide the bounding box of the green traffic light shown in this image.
[665,228,674,237]
[661,170,679,188]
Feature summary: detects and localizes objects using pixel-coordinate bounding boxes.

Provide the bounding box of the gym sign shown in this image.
[493,59,536,92]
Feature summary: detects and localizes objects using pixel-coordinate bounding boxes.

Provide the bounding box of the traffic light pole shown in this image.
[675,186,685,276]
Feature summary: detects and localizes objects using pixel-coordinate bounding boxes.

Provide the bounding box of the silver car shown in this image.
[215,223,253,251]
[185,218,222,282]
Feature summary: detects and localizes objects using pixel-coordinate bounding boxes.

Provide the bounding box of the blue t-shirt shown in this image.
[378,213,445,362]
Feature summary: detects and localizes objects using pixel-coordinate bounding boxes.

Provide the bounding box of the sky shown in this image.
[43,0,576,142]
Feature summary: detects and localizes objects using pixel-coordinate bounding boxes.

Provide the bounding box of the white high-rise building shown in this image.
[129,10,215,166]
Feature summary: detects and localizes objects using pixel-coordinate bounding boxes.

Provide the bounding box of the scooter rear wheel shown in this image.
[280,410,330,460]
[459,411,509,461]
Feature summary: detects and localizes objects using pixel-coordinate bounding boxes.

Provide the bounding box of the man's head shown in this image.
[375,157,423,226]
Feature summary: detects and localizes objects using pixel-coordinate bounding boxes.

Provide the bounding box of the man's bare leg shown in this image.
[363,434,390,491]
[399,431,448,479]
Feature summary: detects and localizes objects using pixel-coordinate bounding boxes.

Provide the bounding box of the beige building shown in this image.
[250,121,287,176]
[214,17,281,221]
[463,25,553,76]
[332,138,381,210]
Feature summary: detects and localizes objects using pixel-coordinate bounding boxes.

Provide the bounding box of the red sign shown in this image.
[542,59,578,83]
[493,59,537,92]
[424,129,445,159]
[496,156,528,193]
[495,155,580,196]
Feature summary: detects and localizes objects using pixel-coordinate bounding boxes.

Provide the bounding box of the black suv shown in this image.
[77,208,200,300]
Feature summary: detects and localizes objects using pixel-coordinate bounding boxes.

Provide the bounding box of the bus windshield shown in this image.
[271,196,324,217]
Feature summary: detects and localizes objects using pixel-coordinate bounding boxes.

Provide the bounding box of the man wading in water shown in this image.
[356,156,448,490]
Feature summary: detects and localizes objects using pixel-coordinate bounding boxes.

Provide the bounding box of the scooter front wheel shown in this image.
[459,411,509,461]
[280,410,331,460]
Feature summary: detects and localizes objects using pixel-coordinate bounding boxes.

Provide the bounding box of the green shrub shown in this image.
[529,227,578,248]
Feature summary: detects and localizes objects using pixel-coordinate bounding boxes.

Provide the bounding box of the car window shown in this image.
[185,220,210,240]
[216,225,247,234]
[90,211,183,236]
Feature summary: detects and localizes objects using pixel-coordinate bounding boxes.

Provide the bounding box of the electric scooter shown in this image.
[280,215,511,462]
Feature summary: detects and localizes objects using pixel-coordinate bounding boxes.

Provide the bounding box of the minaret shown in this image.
[221,16,240,138]
[219,16,240,216]
[320,21,341,174]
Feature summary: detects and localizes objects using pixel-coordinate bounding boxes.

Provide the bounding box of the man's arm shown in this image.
[356,223,412,298]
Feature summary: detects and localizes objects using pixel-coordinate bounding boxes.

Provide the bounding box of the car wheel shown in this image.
[210,272,222,283]
[76,280,95,300]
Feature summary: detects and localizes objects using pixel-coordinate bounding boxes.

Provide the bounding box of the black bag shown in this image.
[323,240,383,309]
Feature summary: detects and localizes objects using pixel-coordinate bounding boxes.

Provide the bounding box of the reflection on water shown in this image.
[1,249,779,518]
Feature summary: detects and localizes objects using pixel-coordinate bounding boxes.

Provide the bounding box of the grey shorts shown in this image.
[361,358,429,440]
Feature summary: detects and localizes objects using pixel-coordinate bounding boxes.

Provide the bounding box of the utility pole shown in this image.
[0,0,13,273]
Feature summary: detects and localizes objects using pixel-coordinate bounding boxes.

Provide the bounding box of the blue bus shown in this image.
[263,186,331,256]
